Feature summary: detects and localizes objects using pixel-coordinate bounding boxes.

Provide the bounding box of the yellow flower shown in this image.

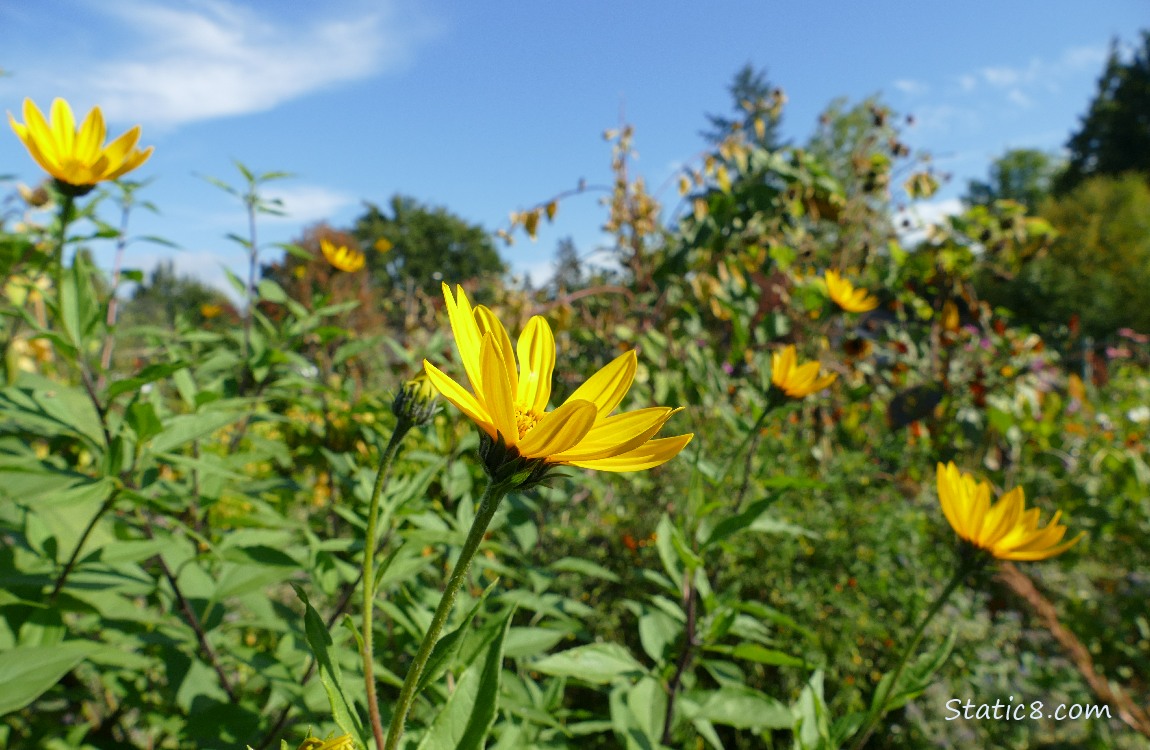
[941,300,960,332]
[824,269,879,313]
[936,462,1084,561]
[423,284,692,472]
[200,303,223,319]
[9,98,152,192]
[770,345,836,399]
[320,238,365,272]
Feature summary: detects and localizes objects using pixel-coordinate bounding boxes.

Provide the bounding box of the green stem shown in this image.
[363,419,412,750]
[849,562,972,750]
[52,192,76,328]
[383,479,512,750]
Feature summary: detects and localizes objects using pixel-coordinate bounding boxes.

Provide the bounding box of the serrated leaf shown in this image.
[416,608,513,750]
[293,585,365,745]
[531,643,645,685]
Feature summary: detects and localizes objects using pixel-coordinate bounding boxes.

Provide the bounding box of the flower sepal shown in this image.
[392,373,439,427]
[478,431,568,492]
[52,178,95,198]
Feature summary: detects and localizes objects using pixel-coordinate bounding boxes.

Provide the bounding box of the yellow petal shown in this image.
[936,463,965,536]
[475,305,517,397]
[74,106,106,164]
[101,125,142,173]
[49,98,76,157]
[564,350,637,418]
[551,407,680,462]
[106,145,153,180]
[517,399,597,458]
[567,434,694,473]
[444,283,485,394]
[480,333,518,445]
[516,316,555,413]
[423,360,494,435]
[1004,532,1083,561]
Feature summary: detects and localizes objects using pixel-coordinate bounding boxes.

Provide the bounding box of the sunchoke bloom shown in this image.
[320,238,365,272]
[8,98,152,194]
[824,269,878,313]
[936,462,1083,561]
[770,344,836,399]
[423,284,692,473]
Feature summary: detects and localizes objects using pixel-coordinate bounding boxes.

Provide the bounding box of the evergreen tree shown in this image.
[702,63,785,148]
[1055,32,1150,194]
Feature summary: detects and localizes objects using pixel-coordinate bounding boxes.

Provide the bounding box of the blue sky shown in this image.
[1,0,1144,294]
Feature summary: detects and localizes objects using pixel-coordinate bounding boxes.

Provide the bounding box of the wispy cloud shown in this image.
[958,44,1108,97]
[263,184,358,225]
[893,79,929,96]
[82,0,436,127]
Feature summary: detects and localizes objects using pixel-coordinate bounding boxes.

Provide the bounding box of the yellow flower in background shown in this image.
[770,344,836,399]
[424,283,692,472]
[8,98,152,192]
[941,300,960,332]
[200,303,223,319]
[824,269,879,313]
[320,238,366,272]
[374,237,393,253]
[936,462,1084,561]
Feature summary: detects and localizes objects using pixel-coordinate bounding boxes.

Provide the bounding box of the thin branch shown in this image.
[140,515,237,702]
[661,571,698,745]
[997,563,1150,740]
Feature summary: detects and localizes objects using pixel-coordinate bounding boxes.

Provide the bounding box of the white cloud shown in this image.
[893,197,963,246]
[84,0,435,127]
[893,78,928,96]
[1006,89,1033,108]
[263,184,358,225]
[909,103,982,135]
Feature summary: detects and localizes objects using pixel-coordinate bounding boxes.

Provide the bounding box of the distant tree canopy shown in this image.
[352,195,505,295]
[1055,32,1150,195]
[123,260,232,328]
[702,63,785,149]
[965,149,1061,214]
[978,174,1150,338]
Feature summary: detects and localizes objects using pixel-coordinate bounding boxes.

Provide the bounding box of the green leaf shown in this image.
[126,401,163,444]
[532,643,645,685]
[0,642,101,714]
[150,410,247,454]
[549,556,621,583]
[107,361,190,400]
[690,685,792,730]
[293,585,365,745]
[869,626,957,715]
[702,497,816,548]
[257,279,288,303]
[415,581,497,693]
[416,608,513,750]
[704,642,805,668]
[502,627,568,659]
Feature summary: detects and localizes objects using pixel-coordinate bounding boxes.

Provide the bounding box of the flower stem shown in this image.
[383,479,511,750]
[363,418,413,750]
[849,562,971,750]
[52,192,76,327]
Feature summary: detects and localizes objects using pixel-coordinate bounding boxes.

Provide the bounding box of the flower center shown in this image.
[515,405,542,439]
